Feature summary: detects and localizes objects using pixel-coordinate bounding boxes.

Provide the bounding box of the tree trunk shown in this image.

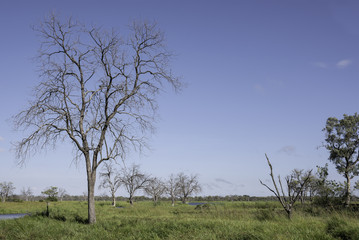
[129,195,133,205]
[345,173,351,207]
[287,209,292,220]
[112,192,116,207]
[87,173,96,224]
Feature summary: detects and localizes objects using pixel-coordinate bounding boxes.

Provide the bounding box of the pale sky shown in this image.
[1,0,359,197]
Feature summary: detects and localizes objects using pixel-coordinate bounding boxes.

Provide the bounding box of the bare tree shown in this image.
[260,154,312,219]
[99,162,121,206]
[58,188,67,201]
[144,177,166,204]
[20,187,33,201]
[0,182,15,202]
[176,173,201,204]
[13,14,180,223]
[119,164,150,205]
[166,173,180,206]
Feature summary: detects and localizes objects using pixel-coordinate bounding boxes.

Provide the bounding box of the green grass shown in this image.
[1,201,359,239]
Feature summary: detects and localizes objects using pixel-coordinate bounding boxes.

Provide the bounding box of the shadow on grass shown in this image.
[33,211,88,224]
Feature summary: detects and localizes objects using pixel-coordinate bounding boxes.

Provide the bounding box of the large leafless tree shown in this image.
[144,177,166,204]
[99,162,121,206]
[176,172,201,204]
[13,14,180,223]
[119,164,150,205]
[166,173,180,206]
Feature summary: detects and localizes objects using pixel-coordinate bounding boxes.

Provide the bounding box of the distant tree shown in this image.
[13,13,181,224]
[20,187,33,201]
[323,113,359,206]
[144,177,166,204]
[166,174,180,206]
[260,154,312,219]
[42,186,58,201]
[0,182,15,202]
[176,173,201,204]
[82,191,88,201]
[305,174,318,202]
[119,164,150,205]
[99,163,121,206]
[58,188,67,201]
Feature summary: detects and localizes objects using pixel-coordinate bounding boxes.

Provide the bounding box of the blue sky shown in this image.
[1,0,359,197]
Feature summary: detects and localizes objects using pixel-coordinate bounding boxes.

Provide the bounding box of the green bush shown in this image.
[46,196,58,202]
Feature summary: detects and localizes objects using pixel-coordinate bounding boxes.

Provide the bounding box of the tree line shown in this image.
[0,166,201,205]
[98,163,201,206]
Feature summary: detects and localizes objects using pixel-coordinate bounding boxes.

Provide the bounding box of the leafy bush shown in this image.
[46,196,58,202]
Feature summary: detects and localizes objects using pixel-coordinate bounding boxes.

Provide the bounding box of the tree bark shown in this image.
[87,172,97,224]
[286,208,292,220]
[345,172,351,207]
[112,192,116,207]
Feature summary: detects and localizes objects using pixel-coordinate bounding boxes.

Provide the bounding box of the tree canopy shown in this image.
[323,113,359,206]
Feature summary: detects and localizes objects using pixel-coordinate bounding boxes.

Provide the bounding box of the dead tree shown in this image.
[20,187,33,201]
[166,173,180,206]
[58,188,67,201]
[99,163,121,206]
[144,177,166,204]
[176,173,201,204]
[13,13,181,223]
[259,154,312,219]
[119,164,150,205]
[0,182,15,202]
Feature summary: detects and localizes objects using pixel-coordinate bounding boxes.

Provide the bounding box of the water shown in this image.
[0,214,28,220]
[188,202,206,206]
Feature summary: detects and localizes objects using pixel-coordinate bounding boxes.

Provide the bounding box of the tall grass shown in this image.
[1,201,359,239]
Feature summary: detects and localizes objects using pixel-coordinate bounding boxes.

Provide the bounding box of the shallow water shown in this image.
[188,202,206,206]
[0,213,28,220]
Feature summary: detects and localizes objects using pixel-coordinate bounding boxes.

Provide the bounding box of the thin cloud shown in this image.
[336,59,352,68]
[215,178,233,185]
[214,178,245,189]
[203,183,220,190]
[0,148,5,153]
[278,145,296,156]
[253,83,264,93]
[0,136,4,141]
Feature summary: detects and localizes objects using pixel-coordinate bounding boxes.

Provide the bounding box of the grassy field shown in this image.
[1,201,359,239]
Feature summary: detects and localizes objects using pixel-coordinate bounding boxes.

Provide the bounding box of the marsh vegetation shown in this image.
[1,200,359,239]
